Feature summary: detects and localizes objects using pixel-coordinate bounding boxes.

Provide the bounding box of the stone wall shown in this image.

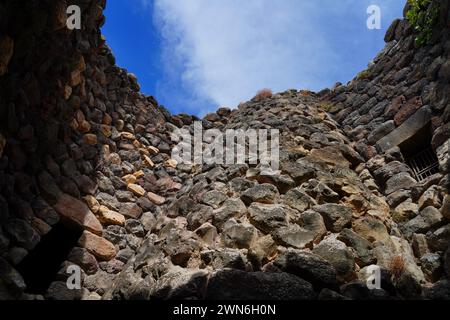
[1,0,450,300]
[0,0,182,299]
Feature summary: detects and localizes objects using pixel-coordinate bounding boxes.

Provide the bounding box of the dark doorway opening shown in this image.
[399,122,439,182]
[16,222,82,294]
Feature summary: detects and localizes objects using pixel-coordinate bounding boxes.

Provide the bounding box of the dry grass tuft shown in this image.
[389,255,406,278]
[254,88,273,101]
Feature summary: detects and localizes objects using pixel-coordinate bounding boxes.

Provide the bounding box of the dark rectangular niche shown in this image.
[399,122,439,182]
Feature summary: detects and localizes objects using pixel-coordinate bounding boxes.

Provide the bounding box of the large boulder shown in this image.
[206,270,316,300]
[248,203,288,234]
[53,193,103,235]
[313,204,352,232]
[272,249,338,289]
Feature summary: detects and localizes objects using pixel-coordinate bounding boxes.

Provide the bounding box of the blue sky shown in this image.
[102,0,405,116]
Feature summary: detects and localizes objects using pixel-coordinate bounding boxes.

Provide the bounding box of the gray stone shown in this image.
[273,225,317,249]
[248,203,288,234]
[205,249,247,270]
[256,173,295,194]
[4,218,40,250]
[120,202,143,219]
[427,223,450,252]
[150,266,209,300]
[125,219,145,237]
[313,204,352,232]
[441,194,450,220]
[423,280,450,300]
[402,206,444,236]
[67,247,99,275]
[0,257,26,297]
[206,270,315,300]
[368,120,396,145]
[186,204,213,231]
[444,246,450,277]
[411,233,429,258]
[241,183,279,205]
[221,219,257,249]
[374,161,411,183]
[283,188,317,212]
[272,249,338,289]
[45,281,87,300]
[140,212,156,232]
[281,162,315,184]
[376,106,432,152]
[338,228,375,267]
[300,179,339,203]
[313,235,356,280]
[420,253,443,282]
[213,198,247,230]
[202,190,228,208]
[385,172,417,195]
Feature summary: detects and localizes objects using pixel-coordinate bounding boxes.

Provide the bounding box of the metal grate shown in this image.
[406,147,440,182]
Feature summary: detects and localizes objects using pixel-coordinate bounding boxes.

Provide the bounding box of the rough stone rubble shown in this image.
[0,0,450,300]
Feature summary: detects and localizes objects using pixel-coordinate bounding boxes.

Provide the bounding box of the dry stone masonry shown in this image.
[0,0,450,300]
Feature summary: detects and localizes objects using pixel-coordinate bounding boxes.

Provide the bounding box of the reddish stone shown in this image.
[53,193,103,235]
[394,96,422,126]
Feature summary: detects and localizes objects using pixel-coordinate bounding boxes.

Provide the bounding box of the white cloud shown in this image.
[153,0,403,114]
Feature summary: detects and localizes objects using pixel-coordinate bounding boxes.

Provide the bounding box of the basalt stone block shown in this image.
[367,120,396,145]
[377,106,432,152]
[4,218,40,250]
[206,270,315,300]
[53,193,102,235]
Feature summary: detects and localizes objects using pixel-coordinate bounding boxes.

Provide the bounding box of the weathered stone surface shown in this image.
[201,190,227,208]
[248,203,288,234]
[338,228,374,267]
[374,161,411,183]
[221,219,257,249]
[441,194,450,220]
[412,233,430,258]
[97,206,125,226]
[241,184,279,205]
[313,234,356,280]
[151,267,208,300]
[68,247,99,275]
[0,257,26,297]
[283,188,317,212]
[195,223,218,246]
[206,270,315,300]
[127,184,146,197]
[421,253,443,282]
[147,192,166,205]
[352,217,391,245]
[272,249,338,289]
[4,219,40,250]
[273,225,317,249]
[2,1,450,300]
[427,224,450,252]
[45,281,87,300]
[384,172,417,195]
[376,106,432,152]
[393,200,419,223]
[78,231,117,261]
[313,204,352,233]
[402,206,444,236]
[213,198,247,230]
[120,202,143,219]
[368,120,396,145]
[281,162,315,184]
[54,194,103,235]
